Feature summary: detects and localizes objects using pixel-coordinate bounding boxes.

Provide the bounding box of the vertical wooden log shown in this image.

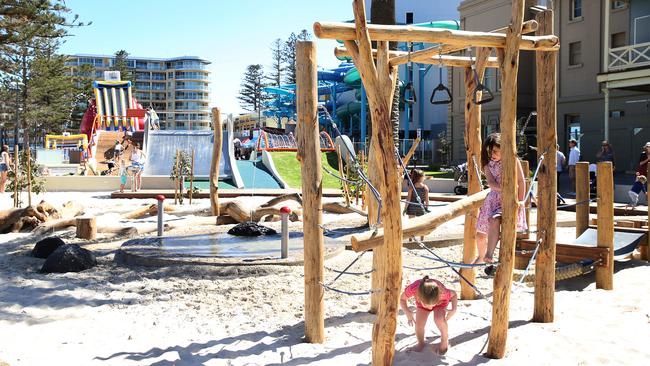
[296,41,324,343]
[533,8,558,323]
[210,108,222,216]
[26,145,32,207]
[461,47,488,300]
[487,0,525,359]
[13,145,19,208]
[75,216,97,240]
[576,162,590,237]
[369,140,381,314]
[514,160,530,270]
[189,149,195,204]
[174,149,180,205]
[336,145,350,206]
[596,162,614,290]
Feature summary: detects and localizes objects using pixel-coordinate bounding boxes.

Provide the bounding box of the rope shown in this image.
[322,166,363,185]
[471,155,483,190]
[400,199,448,208]
[325,267,374,276]
[518,152,546,205]
[557,198,597,209]
[326,250,369,286]
[404,245,496,269]
[320,282,378,296]
[515,233,543,288]
[396,147,427,213]
[403,264,448,271]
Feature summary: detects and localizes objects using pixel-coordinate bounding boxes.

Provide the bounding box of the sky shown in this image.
[58,0,356,115]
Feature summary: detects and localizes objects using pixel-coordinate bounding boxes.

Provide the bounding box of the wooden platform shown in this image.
[555,199,648,216]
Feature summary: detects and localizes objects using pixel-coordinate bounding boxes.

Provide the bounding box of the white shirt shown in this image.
[568,147,580,166]
[556,151,566,172]
[131,149,142,163]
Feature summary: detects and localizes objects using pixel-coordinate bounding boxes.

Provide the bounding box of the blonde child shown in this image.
[627,175,647,208]
[474,133,527,264]
[119,159,127,193]
[400,275,457,355]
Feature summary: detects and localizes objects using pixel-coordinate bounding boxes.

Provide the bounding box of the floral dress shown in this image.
[476,160,527,234]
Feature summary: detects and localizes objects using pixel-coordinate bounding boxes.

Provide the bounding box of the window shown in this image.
[570,0,582,20]
[405,12,413,25]
[612,1,627,10]
[569,41,582,66]
[483,68,500,93]
[611,32,626,48]
[566,115,581,149]
[634,16,650,44]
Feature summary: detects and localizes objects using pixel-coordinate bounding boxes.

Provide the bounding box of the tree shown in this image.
[268,38,284,87]
[69,63,96,130]
[237,64,269,115]
[111,50,134,83]
[282,30,311,85]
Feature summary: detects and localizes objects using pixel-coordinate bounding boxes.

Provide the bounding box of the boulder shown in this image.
[32,236,66,259]
[41,244,97,273]
[227,222,277,236]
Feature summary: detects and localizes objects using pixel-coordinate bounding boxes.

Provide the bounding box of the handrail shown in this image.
[608,41,650,71]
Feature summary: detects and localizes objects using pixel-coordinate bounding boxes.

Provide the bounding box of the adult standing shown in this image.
[636,142,650,177]
[0,145,12,193]
[556,144,566,190]
[596,140,615,169]
[130,143,147,191]
[567,138,580,193]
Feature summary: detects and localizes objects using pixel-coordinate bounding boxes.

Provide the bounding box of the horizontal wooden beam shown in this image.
[437,19,538,56]
[517,239,610,268]
[314,22,559,52]
[334,47,500,68]
[351,189,490,252]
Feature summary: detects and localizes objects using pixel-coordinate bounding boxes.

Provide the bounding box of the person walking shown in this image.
[567,138,580,194]
[0,145,12,193]
[556,144,566,190]
[596,140,615,170]
[636,142,650,177]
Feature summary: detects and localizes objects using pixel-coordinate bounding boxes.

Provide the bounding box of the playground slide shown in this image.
[571,228,645,260]
[235,158,283,189]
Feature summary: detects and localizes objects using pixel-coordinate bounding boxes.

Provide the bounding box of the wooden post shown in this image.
[461,47,489,300]
[336,145,350,206]
[296,41,324,343]
[596,162,614,290]
[210,107,222,216]
[26,145,32,207]
[13,145,19,208]
[487,0,525,359]
[533,8,558,324]
[189,149,195,204]
[514,160,530,270]
[174,149,180,205]
[576,162,590,237]
[75,216,97,240]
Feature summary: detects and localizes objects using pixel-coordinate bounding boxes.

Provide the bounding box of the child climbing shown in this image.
[400,275,457,355]
[119,159,127,193]
[627,175,647,209]
[474,132,527,265]
[404,169,430,241]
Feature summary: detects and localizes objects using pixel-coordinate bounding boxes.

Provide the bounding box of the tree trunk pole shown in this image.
[174,149,180,205]
[487,0,525,359]
[296,41,324,343]
[13,145,19,208]
[189,149,195,204]
[461,47,488,300]
[210,107,222,216]
[576,162,590,237]
[596,162,614,290]
[26,145,32,207]
[533,8,557,323]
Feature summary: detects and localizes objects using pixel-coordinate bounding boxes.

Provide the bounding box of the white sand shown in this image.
[1,193,649,365]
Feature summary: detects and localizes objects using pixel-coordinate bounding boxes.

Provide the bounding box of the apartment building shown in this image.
[448,0,650,172]
[66,55,211,130]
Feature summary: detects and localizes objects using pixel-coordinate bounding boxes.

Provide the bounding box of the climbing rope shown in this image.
[326,250,370,286]
[322,166,363,185]
[557,198,597,209]
[319,283,378,296]
[404,245,496,269]
[400,199,448,208]
[319,250,378,296]
[471,155,483,190]
[396,146,427,213]
[514,233,544,288]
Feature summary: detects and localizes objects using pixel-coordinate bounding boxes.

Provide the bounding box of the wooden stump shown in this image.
[210,107,222,216]
[76,216,97,240]
[596,162,614,290]
[576,162,590,238]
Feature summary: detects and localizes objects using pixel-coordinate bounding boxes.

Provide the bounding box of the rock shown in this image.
[227,222,277,236]
[41,244,97,273]
[32,236,66,258]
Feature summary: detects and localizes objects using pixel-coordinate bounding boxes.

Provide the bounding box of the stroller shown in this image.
[453,163,469,195]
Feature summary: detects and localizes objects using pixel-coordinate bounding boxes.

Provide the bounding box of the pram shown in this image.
[100,160,116,176]
[453,163,469,195]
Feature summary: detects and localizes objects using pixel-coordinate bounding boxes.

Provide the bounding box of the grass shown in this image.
[269,151,342,189]
[423,170,454,179]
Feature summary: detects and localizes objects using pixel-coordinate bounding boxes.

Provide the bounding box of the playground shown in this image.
[2,1,650,365]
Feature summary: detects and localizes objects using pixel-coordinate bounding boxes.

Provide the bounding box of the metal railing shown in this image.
[608,41,650,71]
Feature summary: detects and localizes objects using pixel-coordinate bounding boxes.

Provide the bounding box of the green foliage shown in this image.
[169,150,193,204]
[7,148,45,204]
[267,38,284,87]
[282,30,311,85]
[69,63,96,129]
[237,64,270,113]
[437,130,452,166]
[111,50,135,84]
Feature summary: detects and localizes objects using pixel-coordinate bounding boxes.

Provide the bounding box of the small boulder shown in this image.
[228,222,277,236]
[41,244,97,273]
[32,237,66,259]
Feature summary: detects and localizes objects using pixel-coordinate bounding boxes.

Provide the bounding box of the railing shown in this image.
[608,42,650,71]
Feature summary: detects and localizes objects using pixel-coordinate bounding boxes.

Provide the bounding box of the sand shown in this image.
[1,192,649,365]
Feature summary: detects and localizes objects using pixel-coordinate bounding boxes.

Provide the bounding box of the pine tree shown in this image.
[237,64,269,114]
[268,38,284,87]
[69,63,96,129]
[282,30,311,85]
[111,50,135,83]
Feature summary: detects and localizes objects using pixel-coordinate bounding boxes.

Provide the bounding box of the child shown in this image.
[628,175,647,208]
[474,133,527,264]
[119,159,127,193]
[404,169,430,241]
[400,276,457,355]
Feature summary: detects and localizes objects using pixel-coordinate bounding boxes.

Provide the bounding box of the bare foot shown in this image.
[473,257,484,265]
[435,341,449,355]
[411,342,426,352]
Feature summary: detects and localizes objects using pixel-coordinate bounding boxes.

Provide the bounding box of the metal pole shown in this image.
[156,195,165,237]
[603,88,610,141]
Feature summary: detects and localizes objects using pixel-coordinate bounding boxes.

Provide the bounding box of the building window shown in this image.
[634,16,650,44]
[483,68,500,93]
[570,0,582,21]
[612,1,627,10]
[405,12,413,25]
[611,32,626,48]
[566,114,581,148]
[569,41,582,66]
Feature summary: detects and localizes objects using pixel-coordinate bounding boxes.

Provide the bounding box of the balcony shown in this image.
[608,42,650,71]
